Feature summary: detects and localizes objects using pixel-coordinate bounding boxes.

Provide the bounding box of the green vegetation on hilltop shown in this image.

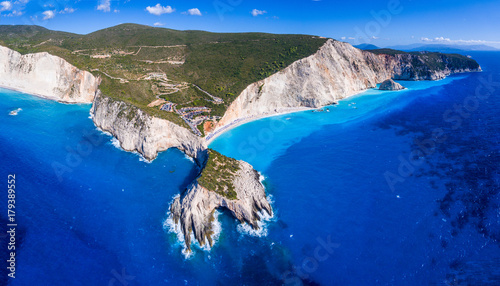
[181,36,327,115]
[197,149,240,200]
[0,23,327,126]
[368,48,407,55]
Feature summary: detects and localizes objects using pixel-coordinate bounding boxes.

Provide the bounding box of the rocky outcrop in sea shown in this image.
[170,158,272,251]
[379,79,405,90]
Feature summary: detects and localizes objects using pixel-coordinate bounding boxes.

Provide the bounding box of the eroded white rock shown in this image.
[90,92,207,162]
[0,46,99,103]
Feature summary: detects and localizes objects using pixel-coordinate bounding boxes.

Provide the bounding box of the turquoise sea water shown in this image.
[1,52,499,285]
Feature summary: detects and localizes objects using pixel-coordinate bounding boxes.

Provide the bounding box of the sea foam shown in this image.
[163,195,222,259]
[237,194,276,238]
[106,134,152,163]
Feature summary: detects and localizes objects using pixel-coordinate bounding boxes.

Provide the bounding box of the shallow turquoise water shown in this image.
[210,75,467,171]
[1,52,499,285]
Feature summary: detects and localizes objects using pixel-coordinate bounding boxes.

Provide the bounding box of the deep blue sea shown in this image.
[1,52,499,285]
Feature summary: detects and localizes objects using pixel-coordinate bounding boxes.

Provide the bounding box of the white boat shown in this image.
[9,108,22,116]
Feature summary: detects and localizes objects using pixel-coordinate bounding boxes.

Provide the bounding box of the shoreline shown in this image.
[204,87,376,145]
[0,85,93,105]
[203,71,480,145]
[205,106,313,145]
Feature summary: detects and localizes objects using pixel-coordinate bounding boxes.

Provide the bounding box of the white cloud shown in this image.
[185,8,201,16]
[146,4,175,16]
[340,36,346,40]
[153,22,165,26]
[421,37,489,44]
[0,1,12,12]
[419,36,500,49]
[97,0,111,12]
[5,10,22,16]
[59,7,75,14]
[421,36,451,42]
[42,10,55,20]
[114,9,119,13]
[251,9,266,17]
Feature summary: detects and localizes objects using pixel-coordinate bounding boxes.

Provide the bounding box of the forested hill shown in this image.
[0,23,327,130]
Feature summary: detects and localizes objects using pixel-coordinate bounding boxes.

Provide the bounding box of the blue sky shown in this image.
[0,0,499,48]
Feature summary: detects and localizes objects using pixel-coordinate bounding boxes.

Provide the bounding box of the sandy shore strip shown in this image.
[0,85,93,105]
[204,86,380,145]
[205,106,316,145]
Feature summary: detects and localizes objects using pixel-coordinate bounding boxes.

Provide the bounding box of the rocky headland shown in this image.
[170,150,272,251]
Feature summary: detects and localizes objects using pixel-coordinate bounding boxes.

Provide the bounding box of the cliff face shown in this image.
[215,40,390,129]
[170,159,272,251]
[379,52,481,81]
[90,92,207,162]
[214,39,481,132]
[0,46,99,103]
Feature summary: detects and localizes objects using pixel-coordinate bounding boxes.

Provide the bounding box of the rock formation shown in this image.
[91,91,207,162]
[378,51,480,81]
[213,39,481,133]
[170,157,272,251]
[379,79,405,90]
[0,46,99,103]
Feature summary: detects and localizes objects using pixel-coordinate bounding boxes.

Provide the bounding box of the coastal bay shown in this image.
[0,19,495,285]
[1,51,499,285]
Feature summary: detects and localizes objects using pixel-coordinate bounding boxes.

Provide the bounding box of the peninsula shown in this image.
[0,24,481,251]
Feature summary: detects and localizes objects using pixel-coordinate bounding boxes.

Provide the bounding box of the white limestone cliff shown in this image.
[0,46,99,103]
[90,91,207,162]
[214,40,389,130]
[213,39,481,133]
